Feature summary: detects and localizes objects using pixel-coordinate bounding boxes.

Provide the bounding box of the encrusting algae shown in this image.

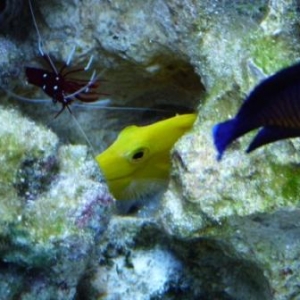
[96,114,196,200]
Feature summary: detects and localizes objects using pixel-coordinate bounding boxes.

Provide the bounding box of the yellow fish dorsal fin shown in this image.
[118,125,138,135]
[96,113,196,200]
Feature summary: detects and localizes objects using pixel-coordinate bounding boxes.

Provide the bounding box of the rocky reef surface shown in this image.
[1,0,300,299]
[0,106,113,299]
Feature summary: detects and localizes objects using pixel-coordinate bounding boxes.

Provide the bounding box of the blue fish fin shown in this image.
[213,119,239,160]
[247,126,300,153]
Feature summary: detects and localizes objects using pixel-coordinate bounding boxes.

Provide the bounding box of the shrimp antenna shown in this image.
[2,89,49,103]
[66,46,76,66]
[3,86,172,114]
[84,55,94,71]
[28,0,58,74]
[64,70,98,100]
[70,112,96,156]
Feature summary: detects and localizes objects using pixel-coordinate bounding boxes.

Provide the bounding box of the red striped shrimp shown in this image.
[24,0,105,118]
[4,0,177,154]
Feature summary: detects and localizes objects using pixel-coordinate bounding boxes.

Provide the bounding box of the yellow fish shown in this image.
[95,113,196,200]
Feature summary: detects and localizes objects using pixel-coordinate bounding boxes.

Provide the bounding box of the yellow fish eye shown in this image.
[129,147,149,163]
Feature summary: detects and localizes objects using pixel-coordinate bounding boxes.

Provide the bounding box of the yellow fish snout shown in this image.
[96,113,196,200]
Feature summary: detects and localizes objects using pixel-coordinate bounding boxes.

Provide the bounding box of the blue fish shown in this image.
[213,62,300,160]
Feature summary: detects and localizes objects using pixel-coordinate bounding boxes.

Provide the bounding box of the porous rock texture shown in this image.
[1,0,300,299]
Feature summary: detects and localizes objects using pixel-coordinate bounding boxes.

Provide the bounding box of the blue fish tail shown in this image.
[213,119,238,160]
[247,126,300,153]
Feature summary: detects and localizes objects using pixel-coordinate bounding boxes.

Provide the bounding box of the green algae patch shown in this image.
[249,34,299,75]
[270,163,300,203]
[0,107,58,226]
[10,144,113,256]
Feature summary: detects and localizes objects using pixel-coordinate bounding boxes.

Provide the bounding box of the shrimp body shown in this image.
[24,0,101,117]
[26,62,100,114]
